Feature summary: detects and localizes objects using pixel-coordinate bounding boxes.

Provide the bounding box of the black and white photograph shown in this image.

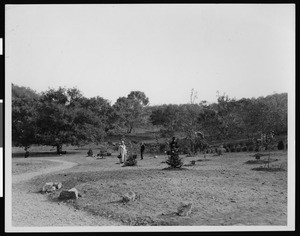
[4,3,295,232]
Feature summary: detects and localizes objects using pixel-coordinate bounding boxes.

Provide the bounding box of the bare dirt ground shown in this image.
[11,150,287,227]
[12,157,122,227]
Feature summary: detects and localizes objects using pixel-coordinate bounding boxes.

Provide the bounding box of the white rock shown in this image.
[122,191,136,202]
[42,182,54,192]
[54,182,62,190]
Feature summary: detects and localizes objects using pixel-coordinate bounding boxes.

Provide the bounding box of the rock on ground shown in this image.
[177,202,193,216]
[122,191,136,202]
[59,188,79,200]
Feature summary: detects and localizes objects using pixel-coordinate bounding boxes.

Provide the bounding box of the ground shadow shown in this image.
[162,167,189,171]
[251,166,285,172]
[196,159,210,162]
[12,151,79,158]
[245,159,278,165]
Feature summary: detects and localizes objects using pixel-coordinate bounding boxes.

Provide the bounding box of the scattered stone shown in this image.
[53,182,62,190]
[122,191,136,202]
[177,202,193,216]
[154,155,158,158]
[42,182,55,193]
[59,188,79,200]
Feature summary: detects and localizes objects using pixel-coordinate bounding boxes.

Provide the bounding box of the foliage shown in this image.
[12,84,40,149]
[166,148,183,168]
[113,91,149,134]
[124,154,138,166]
[150,104,181,136]
[87,148,93,157]
[35,87,106,153]
[197,92,287,142]
[277,140,285,150]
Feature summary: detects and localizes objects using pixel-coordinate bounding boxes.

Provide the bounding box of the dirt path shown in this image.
[12,158,121,227]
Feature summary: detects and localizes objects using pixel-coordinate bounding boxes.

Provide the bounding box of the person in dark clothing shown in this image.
[24,146,30,158]
[140,142,145,160]
[169,137,178,151]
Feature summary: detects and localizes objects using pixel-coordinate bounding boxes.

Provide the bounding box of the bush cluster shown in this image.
[124,154,137,166]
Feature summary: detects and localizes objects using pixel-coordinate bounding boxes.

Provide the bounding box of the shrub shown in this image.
[230,147,236,152]
[87,148,93,157]
[166,149,183,168]
[277,140,285,150]
[217,149,222,155]
[242,146,248,152]
[248,146,254,152]
[124,154,137,166]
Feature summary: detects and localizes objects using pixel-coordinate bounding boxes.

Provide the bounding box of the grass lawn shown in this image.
[15,148,288,226]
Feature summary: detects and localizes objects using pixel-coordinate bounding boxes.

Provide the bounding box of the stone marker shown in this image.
[177,202,193,216]
[59,187,79,200]
[122,191,136,202]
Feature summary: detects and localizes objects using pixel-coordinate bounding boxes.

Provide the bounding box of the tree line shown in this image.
[12,84,287,153]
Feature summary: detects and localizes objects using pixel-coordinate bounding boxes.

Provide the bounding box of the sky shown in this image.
[5,4,295,105]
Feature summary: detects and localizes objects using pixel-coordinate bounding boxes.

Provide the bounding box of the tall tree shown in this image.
[12,84,40,149]
[36,87,107,153]
[113,91,149,133]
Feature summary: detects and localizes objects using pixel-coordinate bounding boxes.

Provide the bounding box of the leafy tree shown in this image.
[150,104,181,136]
[113,91,149,133]
[12,84,40,150]
[127,91,149,106]
[36,87,106,153]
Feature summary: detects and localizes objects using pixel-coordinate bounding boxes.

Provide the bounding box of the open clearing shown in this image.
[12,150,287,226]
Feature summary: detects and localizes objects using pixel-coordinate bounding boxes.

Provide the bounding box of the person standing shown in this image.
[140,142,145,160]
[119,141,127,164]
[169,137,178,151]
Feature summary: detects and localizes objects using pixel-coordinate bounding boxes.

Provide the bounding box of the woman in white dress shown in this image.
[119,141,127,164]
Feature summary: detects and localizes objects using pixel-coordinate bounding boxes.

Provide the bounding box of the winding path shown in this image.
[12,158,121,227]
